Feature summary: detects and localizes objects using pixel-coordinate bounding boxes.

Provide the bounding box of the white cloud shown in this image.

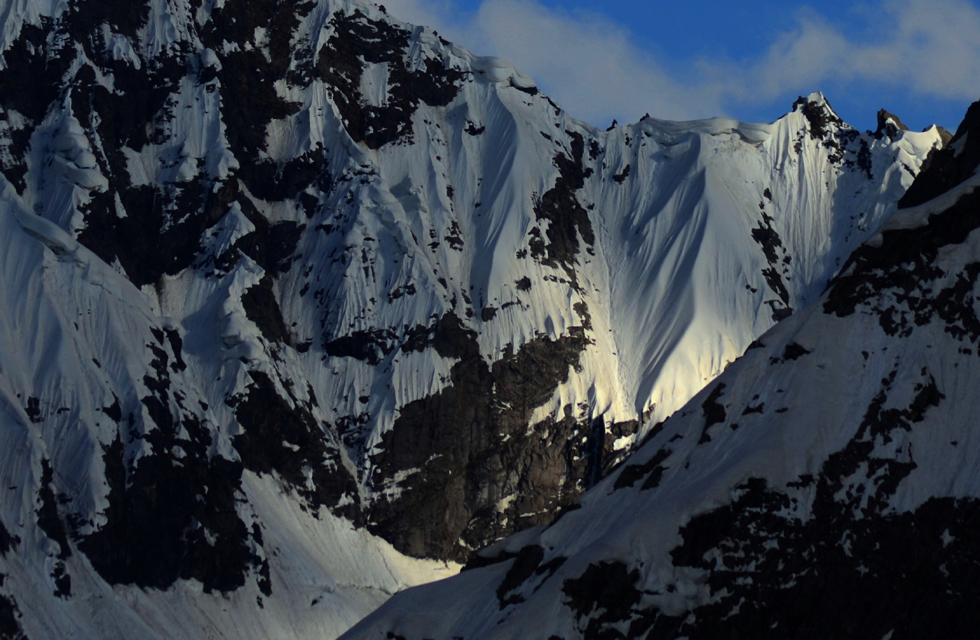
[382,0,724,124]
[717,0,980,103]
[379,0,980,127]
[464,1,724,124]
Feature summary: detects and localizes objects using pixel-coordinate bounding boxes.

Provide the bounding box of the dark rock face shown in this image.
[74,329,269,595]
[793,95,844,140]
[13,0,613,583]
[876,108,910,138]
[825,101,980,340]
[647,494,980,640]
[520,366,964,640]
[35,461,72,598]
[529,132,596,289]
[562,561,642,636]
[315,10,463,149]
[367,315,597,560]
[0,594,27,640]
[496,545,545,607]
[698,383,726,443]
[0,522,19,560]
[612,447,671,491]
[79,434,265,595]
[323,329,400,366]
[242,276,291,345]
[231,371,360,520]
[751,209,793,321]
[899,100,980,209]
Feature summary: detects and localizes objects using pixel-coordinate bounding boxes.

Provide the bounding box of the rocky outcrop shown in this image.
[368,318,594,560]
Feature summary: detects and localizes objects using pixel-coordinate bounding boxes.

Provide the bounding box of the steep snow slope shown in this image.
[343,100,980,640]
[0,0,945,637]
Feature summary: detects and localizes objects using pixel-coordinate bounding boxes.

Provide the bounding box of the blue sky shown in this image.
[382,0,980,132]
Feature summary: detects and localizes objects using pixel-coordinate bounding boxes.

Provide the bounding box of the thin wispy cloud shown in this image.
[381,0,980,127]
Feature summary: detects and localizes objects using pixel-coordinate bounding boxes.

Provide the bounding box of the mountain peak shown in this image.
[876,108,910,138]
[899,99,980,208]
[792,92,845,138]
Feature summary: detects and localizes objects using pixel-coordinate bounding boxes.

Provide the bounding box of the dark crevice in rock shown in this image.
[582,416,606,489]
[242,275,291,344]
[751,211,793,320]
[698,383,727,444]
[36,460,71,562]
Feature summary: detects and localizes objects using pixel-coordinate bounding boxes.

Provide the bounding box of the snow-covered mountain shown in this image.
[0,0,947,637]
[342,99,980,640]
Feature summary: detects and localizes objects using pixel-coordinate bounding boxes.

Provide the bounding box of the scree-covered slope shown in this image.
[343,100,980,640]
[0,0,947,637]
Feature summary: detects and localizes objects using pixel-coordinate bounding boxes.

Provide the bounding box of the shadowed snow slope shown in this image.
[342,100,980,640]
[0,0,946,637]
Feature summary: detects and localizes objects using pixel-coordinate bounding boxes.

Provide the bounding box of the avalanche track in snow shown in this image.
[0,0,946,637]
